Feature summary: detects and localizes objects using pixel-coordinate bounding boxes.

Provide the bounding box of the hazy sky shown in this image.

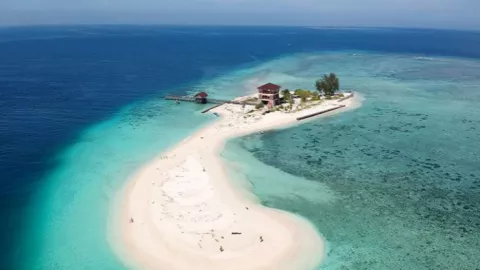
[1,0,479,29]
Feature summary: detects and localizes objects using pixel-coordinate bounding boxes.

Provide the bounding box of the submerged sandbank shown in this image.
[113,93,362,270]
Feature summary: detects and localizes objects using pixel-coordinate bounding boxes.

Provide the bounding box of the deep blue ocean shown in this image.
[1,26,480,269]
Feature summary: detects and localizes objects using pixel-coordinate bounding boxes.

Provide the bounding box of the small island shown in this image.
[236,73,353,119]
[118,73,362,270]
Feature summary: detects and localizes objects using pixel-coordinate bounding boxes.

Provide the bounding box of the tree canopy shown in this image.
[281,89,291,100]
[315,73,339,96]
[294,89,313,99]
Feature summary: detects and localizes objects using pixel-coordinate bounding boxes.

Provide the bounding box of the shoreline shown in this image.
[111,93,363,270]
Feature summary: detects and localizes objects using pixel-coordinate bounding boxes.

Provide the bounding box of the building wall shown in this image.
[259,93,280,106]
[258,89,279,95]
[258,87,280,108]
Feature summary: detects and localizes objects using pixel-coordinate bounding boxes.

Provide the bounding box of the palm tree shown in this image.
[315,73,339,96]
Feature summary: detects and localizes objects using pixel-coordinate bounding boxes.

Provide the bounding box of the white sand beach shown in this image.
[114,93,362,270]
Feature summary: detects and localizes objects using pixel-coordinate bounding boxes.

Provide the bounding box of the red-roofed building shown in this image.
[194,92,208,104]
[257,83,281,108]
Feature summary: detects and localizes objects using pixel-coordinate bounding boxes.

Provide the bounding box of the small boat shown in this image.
[213,112,219,117]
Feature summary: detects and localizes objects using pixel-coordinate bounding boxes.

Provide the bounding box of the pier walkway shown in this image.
[296,105,346,121]
[164,95,258,105]
[165,94,258,114]
[164,95,230,104]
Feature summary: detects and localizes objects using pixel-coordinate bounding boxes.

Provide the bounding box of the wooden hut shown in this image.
[194,92,208,104]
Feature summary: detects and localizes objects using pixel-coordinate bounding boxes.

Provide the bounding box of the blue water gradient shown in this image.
[1,26,480,269]
[22,100,214,269]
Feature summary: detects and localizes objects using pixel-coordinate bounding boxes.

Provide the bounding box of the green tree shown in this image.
[294,89,312,101]
[315,73,339,96]
[281,89,291,101]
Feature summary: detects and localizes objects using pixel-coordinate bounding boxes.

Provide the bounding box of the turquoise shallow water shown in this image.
[19,51,480,269]
[20,54,324,269]
[3,27,480,270]
[21,99,216,269]
[223,52,480,269]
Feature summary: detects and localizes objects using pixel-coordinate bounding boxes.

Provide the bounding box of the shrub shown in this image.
[294,89,313,99]
[245,97,259,102]
[255,103,265,109]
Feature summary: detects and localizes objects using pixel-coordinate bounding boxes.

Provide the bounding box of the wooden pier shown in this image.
[165,94,242,114]
[165,95,201,103]
[296,105,346,121]
[165,94,258,106]
[165,95,235,104]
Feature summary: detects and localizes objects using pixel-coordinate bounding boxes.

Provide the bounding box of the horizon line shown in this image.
[1,24,479,33]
